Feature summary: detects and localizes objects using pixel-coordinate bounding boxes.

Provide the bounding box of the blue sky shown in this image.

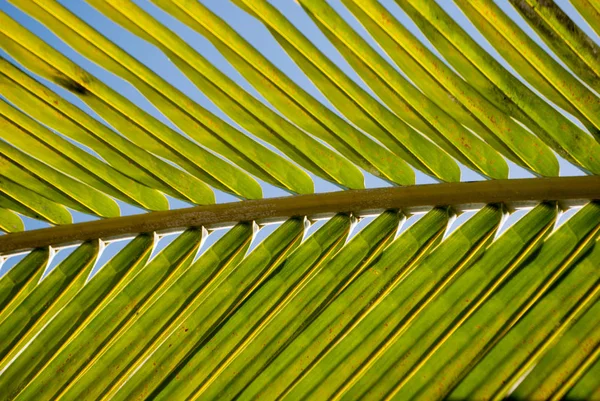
[0,0,597,276]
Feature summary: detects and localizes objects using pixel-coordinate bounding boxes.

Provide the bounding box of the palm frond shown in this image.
[1,0,600,399]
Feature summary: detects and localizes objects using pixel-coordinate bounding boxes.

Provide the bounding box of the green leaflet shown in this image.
[0,208,22,233]
[0,60,212,205]
[196,210,402,400]
[402,0,589,177]
[19,1,314,196]
[0,234,154,400]
[510,278,600,400]
[0,95,162,212]
[74,86,262,201]
[565,352,600,400]
[458,0,600,133]
[104,218,305,401]
[242,208,450,400]
[0,148,102,217]
[298,0,476,182]
[512,0,600,93]
[278,204,503,401]
[451,0,600,166]
[152,0,369,189]
[396,0,599,142]
[297,0,508,179]
[152,214,353,400]
[482,0,600,101]
[0,176,72,225]
[14,229,203,401]
[234,0,448,183]
[343,203,558,400]
[85,0,368,190]
[451,238,600,400]
[396,201,600,400]
[571,0,600,39]
[0,248,49,316]
[299,0,542,179]
[348,0,567,177]
[338,0,510,178]
[62,223,254,401]
[0,120,120,218]
[0,241,99,365]
[400,0,600,174]
[0,15,260,201]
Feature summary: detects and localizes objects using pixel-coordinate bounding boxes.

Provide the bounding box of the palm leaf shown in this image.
[0,248,49,316]
[0,1,599,400]
[512,284,600,399]
[565,346,600,400]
